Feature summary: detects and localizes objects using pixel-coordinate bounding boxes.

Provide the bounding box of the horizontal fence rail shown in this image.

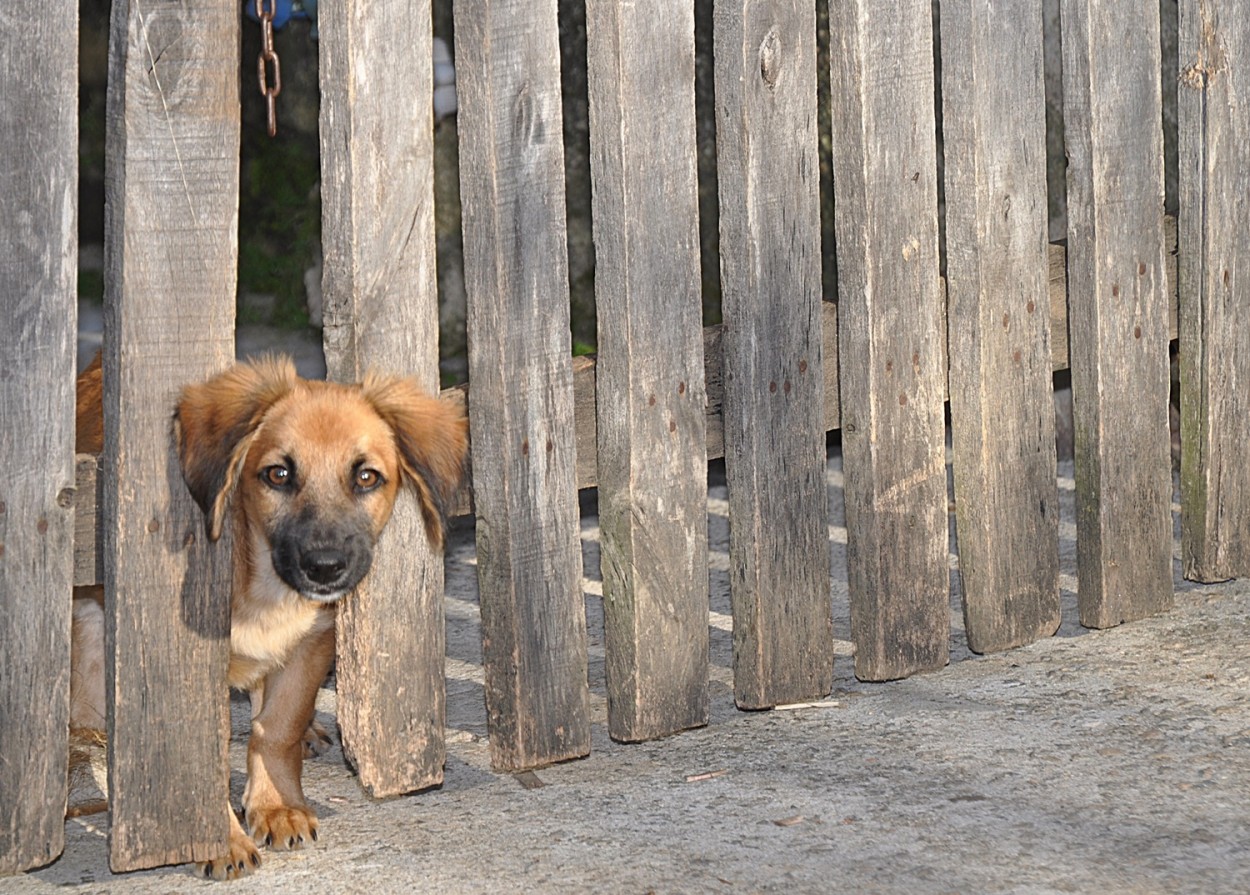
[70,249,1183,590]
[5,0,1247,877]
[62,215,1189,598]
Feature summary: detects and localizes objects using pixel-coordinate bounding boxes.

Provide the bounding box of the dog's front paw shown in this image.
[247,804,319,851]
[198,827,262,881]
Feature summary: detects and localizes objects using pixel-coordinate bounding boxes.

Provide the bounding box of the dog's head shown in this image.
[174,356,468,602]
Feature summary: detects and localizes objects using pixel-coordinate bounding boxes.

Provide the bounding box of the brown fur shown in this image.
[71,354,467,880]
[75,351,104,454]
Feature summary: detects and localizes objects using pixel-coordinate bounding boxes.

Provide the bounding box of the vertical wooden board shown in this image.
[102,0,236,871]
[1048,222,1177,373]
[318,0,445,796]
[587,0,710,741]
[1062,0,1173,627]
[454,0,590,771]
[0,0,77,873]
[1178,0,1250,583]
[714,2,833,708]
[827,1,950,681]
[940,0,1061,653]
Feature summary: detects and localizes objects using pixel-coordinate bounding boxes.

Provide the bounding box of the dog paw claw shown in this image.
[247,805,319,853]
[197,828,262,881]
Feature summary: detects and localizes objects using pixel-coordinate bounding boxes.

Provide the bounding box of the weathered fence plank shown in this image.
[1062,0,1173,627]
[828,1,950,681]
[587,0,710,740]
[318,0,445,796]
[714,1,832,707]
[102,0,237,870]
[941,0,1060,653]
[1178,0,1250,582]
[0,0,77,873]
[1048,217,1179,371]
[454,0,590,771]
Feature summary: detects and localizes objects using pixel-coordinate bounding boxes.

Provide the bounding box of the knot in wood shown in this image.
[513,83,543,146]
[758,29,781,90]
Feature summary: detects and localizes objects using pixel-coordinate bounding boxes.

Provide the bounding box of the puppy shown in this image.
[72,355,468,879]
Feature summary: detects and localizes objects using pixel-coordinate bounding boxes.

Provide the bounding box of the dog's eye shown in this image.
[354,468,384,493]
[262,464,292,489]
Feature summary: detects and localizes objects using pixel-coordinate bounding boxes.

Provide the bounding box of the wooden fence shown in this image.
[3,0,1248,876]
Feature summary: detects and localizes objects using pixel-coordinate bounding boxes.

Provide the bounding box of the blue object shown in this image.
[245,0,317,33]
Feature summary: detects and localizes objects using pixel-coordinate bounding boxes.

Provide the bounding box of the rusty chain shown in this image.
[255,0,282,136]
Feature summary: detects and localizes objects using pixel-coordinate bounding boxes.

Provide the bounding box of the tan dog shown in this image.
[71,355,468,879]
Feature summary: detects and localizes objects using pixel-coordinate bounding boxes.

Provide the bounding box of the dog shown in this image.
[70,353,468,879]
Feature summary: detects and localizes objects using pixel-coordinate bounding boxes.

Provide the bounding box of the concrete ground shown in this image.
[21,318,1248,893]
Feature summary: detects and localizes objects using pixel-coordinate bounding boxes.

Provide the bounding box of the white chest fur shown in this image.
[227,533,336,689]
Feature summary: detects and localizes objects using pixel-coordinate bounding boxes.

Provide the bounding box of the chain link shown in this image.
[255,0,282,136]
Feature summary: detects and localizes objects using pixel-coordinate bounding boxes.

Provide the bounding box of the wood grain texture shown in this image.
[1178,0,1250,582]
[318,0,445,797]
[454,0,590,771]
[0,0,77,871]
[714,1,833,707]
[587,0,710,740]
[1062,0,1173,627]
[1047,218,1178,370]
[941,0,1060,653]
[101,0,237,871]
[72,457,102,588]
[828,0,950,681]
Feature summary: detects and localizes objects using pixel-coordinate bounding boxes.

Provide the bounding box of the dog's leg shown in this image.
[69,593,106,731]
[249,681,334,758]
[242,619,335,850]
[301,718,334,758]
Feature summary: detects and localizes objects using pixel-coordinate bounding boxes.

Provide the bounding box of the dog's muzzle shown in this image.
[271,520,374,602]
[302,548,350,586]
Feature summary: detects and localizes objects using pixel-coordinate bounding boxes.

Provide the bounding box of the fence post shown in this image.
[318,0,446,795]
[1062,0,1173,626]
[941,0,1061,652]
[454,0,590,770]
[587,0,710,740]
[0,0,77,875]
[714,2,833,707]
[1178,0,1250,583]
[102,0,238,871]
[828,0,951,681]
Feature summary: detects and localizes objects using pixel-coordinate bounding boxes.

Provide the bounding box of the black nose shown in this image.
[301,549,348,586]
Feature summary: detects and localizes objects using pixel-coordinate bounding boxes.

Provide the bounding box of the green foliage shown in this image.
[78,269,104,304]
[237,132,322,329]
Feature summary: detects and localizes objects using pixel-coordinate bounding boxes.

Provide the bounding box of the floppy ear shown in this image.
[361,373,469,548]
[173,356,299,541]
